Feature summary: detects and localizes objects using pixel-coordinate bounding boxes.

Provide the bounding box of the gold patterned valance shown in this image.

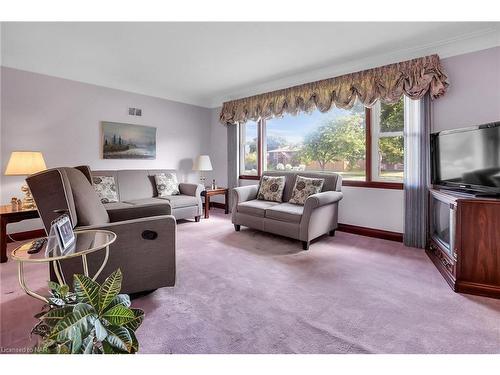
[220,54,449,125]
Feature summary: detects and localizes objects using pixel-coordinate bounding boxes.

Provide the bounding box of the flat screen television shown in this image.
[431,121,500,195]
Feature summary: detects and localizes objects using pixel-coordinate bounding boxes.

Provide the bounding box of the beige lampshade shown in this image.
[192,155,213,171]
[4,151,47,176]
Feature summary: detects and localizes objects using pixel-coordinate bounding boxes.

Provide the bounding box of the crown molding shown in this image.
[206,26,500,108]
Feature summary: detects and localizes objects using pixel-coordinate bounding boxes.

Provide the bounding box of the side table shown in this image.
[0,204,40,263]
[11,229,116,302]
[201,187,229,219]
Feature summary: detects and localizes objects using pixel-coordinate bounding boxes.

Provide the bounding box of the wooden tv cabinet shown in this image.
[426,188,500,299]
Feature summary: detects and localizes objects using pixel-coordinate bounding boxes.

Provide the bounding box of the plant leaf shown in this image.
[49,303,97,341]
[99,269,122,313]
[123,308,145,332]
[94,318,108,341]
[105,325,132,353]
[80,333,94,354]
[69,326,82,354]
[129,329,139,353]
[40,306,74,327]
[102,340,127,354]
[73,274,100,308]
[101,305,135,326]
[105,294,131,311]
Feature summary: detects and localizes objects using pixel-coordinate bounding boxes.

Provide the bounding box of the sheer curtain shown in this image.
[226,125,238,211]
[403,95,431,248]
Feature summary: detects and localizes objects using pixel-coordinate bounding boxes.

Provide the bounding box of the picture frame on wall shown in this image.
[102,121,156,159]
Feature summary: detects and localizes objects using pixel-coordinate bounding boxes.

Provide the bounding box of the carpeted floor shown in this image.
[1,209,500,353]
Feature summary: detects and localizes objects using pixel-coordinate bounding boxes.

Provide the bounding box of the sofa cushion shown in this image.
[159,195,198,209]
[124,198,170,206]
[92,175,119,204]
[257,175,286,202]
[265,203,304,223]
[102,202,134,210]
[289,176,325,205]
[65,168,110,226]
[155,172,180,197]
[237,199,280,217]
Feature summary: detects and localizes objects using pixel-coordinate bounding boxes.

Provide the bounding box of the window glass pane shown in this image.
[378,135,404,181]
[265,101,366,181]
[240,121,258,175]
[380,97,404,133]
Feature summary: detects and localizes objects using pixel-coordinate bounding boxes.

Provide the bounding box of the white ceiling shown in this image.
[1,22,499,108]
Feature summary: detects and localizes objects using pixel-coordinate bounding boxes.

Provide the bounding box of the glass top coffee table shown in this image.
[11,229,116,302]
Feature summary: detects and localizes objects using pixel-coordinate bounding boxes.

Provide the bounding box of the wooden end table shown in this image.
[201,187,229,219]
[1,204,40,263]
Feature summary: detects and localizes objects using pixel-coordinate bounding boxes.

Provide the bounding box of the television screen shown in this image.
[431,122,500,193]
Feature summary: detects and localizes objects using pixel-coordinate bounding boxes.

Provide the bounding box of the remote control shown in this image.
[28,238,47,254]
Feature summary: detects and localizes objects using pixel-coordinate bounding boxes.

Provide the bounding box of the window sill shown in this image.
[239,175,260,180]
[342,180,403,190]
[239,175,403,190]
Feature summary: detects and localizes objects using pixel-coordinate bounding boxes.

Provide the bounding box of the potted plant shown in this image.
[32,269,144,354]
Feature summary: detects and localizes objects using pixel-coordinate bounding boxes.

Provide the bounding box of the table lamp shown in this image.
[4,151,47,209]
[192,155,213,187]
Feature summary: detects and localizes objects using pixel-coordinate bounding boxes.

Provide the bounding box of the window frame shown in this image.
[238,107,404,189]
[239,120,263,180]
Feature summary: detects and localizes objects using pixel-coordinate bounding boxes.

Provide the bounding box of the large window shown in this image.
[239,98,406,188]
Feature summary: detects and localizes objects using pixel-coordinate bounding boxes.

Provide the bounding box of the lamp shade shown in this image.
[4,151,47,176]
[192,155,213,171]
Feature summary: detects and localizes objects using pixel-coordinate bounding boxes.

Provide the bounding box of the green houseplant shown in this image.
[32,269,144,354]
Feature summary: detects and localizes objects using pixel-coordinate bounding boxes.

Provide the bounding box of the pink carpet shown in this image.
[1,209,499,353]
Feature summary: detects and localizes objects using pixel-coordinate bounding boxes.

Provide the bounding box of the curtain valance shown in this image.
[219,54,448,125]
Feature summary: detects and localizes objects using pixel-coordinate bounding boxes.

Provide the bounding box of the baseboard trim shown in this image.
[6,229,46,243]
[337,223,403,242]
[7,223,402,244]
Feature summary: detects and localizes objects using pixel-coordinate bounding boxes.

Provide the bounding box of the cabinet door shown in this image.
[457,201,500,285]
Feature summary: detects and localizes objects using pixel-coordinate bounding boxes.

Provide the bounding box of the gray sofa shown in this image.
[232,171,343,250]
[92,169,204,222]
[27,166,177,294]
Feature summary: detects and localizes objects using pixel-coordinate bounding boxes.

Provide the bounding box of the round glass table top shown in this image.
[11,229,117,263]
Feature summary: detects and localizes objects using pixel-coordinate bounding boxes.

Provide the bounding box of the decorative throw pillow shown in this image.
[155,173,180,197]
[288,176,324,205]
[92,176,118,204]
[257,175,286,202]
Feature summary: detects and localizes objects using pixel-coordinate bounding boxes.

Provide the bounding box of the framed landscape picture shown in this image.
[102,121,156,159]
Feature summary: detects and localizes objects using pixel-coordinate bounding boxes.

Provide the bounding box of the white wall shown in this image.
[1,67,212,233]
[207,107,228,204]
[433,46,500,132]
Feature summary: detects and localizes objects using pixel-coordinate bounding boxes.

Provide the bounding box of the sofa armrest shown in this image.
[179,182,204,197]
[304,191,343,210]
[78,214,176,231]
[75,215,176,293]
[232,185,259,205]
[106,204,172,222]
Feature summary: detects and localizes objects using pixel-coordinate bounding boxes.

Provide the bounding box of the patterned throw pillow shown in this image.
[92,176,118,204]
[288,176,324,205]
[155,173,180,197]
[257,175,286,202]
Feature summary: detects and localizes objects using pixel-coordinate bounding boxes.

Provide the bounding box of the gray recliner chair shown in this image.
[26,166,176,294]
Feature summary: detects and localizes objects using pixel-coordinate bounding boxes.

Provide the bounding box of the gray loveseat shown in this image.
[232,171,343,250]
[92,169,204,222]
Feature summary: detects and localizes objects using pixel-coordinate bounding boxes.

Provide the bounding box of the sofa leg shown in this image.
[195,216,201,222]
[329,229,336,236]
[302,241,310,250]
[234,224,241,232]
